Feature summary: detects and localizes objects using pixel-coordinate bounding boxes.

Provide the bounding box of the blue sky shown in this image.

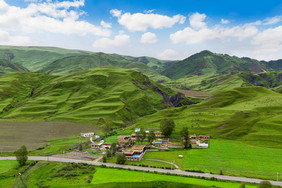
[1,0,282,60]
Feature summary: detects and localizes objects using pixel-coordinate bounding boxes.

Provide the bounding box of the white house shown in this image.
[81,132,94,137]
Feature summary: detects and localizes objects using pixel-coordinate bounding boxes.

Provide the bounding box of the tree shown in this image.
[257,181,272,188]
[148,131,156,144]
[111,143,117,156]
[140,129,146,143]
[102,155,107,163]
[15,145,28,167]
[116,153,126,164]
[160,119,175,137]
[136,131,142,143]
[106,149,111,158]
[180,127,190,148]
[239,182,245,188]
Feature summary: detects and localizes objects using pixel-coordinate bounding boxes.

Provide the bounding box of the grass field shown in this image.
[143,139,282,180]
[0,161,257,188]
[0,121,97,152]
[92,168,256,188]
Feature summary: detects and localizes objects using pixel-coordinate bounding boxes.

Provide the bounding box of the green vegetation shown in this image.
[15,145,28,167]
[93,168,256,188]
[0,58,29,74]
[0,67,177,126]
[162,50,268,79]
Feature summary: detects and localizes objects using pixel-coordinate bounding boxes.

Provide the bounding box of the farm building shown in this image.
[131,133,136,141]
[81,132,94,137]
[91,140,104,149]
[124,145,146,161]
[189,135,197,144]
[118,135,131,146]
[135,128,140,132]
[154,131,163,138]
[199,135,210,140]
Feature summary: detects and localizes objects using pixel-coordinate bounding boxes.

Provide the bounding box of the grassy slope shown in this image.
[0,67,176,125]
[0,46,89,72]
[0,58,29,74]
[165,72,282,94]
[0,161,256,188]
[130,87,282,148]
[162,50,268,79]
[39,53,170,82]
[113,54,177,72]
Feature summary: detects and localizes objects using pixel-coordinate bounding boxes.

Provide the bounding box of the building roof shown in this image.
[124,145,146,154]
[118,135,131,143]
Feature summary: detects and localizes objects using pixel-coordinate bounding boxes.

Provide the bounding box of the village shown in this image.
[80,128,210,162]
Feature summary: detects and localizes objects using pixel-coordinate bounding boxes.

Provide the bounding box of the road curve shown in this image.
[1,156,281,186]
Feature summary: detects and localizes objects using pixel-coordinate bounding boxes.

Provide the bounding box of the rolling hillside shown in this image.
[0,58,29,74]
[166,72,282,93]
[162,50,268,79]
[0,67,182,126]
[39,53,170,82]
[130,86,282,148]
[113,54,177,72]
[0,46,89,72]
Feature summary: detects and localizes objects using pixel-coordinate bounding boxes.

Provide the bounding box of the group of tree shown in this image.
[136,128,147,143]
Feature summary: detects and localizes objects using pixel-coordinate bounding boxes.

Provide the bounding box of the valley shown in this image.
[0,46,281,187]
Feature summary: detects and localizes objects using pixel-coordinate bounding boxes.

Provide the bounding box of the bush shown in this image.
[15,145,28,167]
[87,175,93,183]
[239,182,245,188]
[257,181,272,188]
[220,170,223,175]
[116,153,126,164]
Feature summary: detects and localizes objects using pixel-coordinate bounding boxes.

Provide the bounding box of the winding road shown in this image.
[1,156,281,186]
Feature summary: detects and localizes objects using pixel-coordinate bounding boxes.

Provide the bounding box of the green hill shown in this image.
[0,58,29,74]
[130,86,282,148]
[0,46,89,72]
[261,59,282,71]
[162,50,268,79]
[166,72,282,93]
[0,67,182,126]
[113,54,177,72]
[39,53,170,82]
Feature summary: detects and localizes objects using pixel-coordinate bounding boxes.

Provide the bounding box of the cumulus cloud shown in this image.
[0,0,110,37]
[252,26,282,53]
[263,16,282,25]
[221,19,230,24]
[170,13,258,44]
[140,32,157,44]
[158,49,179,60]
[111,9,186,31]
[0,29,31,45]
[92,34,130,49]
[189,12,207,29]
[101,20,112,28]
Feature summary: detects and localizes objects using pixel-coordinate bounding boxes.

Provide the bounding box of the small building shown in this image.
[131,133,136,141]
[154,131,163,138]
[124,145,146,161]
[91,140,104,149]
[81,132,94,137]
[189,135,197,144]
[199,135,210,140]
[135,128,141,132]
[118,135,131,146]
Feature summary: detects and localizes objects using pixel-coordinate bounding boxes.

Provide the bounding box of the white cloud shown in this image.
[0,29,31,45]
[0,0,110,37]
[189,12,207,29]
[263,16,282,25]
[101,20,112,28]
[110,9,122,17]
[158,49,179,60]
[171,13,258,45]
[221,19,230,24]
[252,26,282,53]
[92,34,130,49]
[111,9,186,31]
[140,32,157,44]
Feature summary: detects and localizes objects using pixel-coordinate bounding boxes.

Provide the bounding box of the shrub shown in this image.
[87,175,93,183]
[239,182,245,188]
[116,153,126,164]
[257,181,272,188]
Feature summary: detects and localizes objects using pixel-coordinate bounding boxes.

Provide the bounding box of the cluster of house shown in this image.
[189,135,210,148]
[81,130,211,162]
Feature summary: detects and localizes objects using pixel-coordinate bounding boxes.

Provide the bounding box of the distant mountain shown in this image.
[261,59,282,72]
[112,54,177,72]
[0,67,181,125]
[0,46,89,72]
[162,50,268,79]
[39,53,170,82]
[0,58,29,74]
